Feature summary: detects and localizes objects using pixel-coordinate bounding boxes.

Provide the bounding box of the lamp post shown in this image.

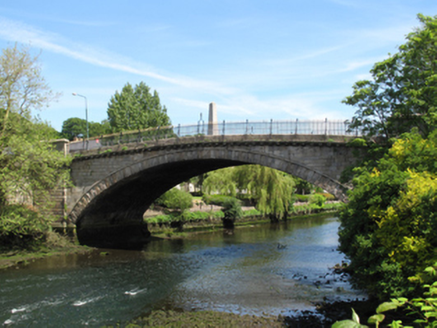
[72,93,89,150]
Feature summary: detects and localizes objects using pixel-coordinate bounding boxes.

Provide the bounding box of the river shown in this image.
[0,216,365,327]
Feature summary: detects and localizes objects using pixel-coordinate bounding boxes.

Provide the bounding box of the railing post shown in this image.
[325,118,328,135]
[270,119,273,135]
[178,124,181,137]
[222,120,225,135]
[295,118,298,135]
[245,119,249,135]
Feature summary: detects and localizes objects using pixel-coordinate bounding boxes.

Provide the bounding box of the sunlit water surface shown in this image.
[0,216,365,327]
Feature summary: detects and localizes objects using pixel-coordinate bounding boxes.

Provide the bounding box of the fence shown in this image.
[69,119,360,152]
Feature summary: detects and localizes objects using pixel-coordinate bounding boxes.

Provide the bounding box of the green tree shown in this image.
[294,177,313,195]
[107,82,171,132]
[202,165,295,221]
[236,165,295,221]
[338,130,437,300]
[344,14,437,141]
[0,45,71,247]
[203,167,238,196]
[0,44,57,139]
[339,15,437,300]
[61,117,111,140]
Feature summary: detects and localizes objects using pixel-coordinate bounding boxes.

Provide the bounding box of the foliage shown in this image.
[202,194,240,206]
[203,165,295,220]
[221,197,243,220]
[0,45,71,246]
[309,194,326,207]
[107,81,171,132]
[202,167,238,196]
[60,117,111,140]
[318,192,336,201]
[293,177,314,194]
[0,205,49,248]
[240,165,295,220]
[294,194,310,202]
[332,263,437,328]
[338,130,437,300]
[0,44,58,138]
[343,14,437,141]
[155,188,193,212]
[242,209,262,217]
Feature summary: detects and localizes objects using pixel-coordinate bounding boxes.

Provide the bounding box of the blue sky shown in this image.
[0,1,436,131]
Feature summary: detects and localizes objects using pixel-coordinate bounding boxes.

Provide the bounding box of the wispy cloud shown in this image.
[0,17,236,95]
[262,45,348,67]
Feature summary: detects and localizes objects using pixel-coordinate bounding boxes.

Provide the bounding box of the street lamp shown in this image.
[72,93,89,150]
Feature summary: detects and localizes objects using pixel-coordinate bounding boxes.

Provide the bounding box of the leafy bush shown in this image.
[0,205,51,248]
[294,194,310,202]
[202,194,240,206]
[309,194,326,207]
[317,192,336,201]
[181,211,210,222]
[222,198,243,220]
[243,209,262,217]
[332,263,437,328]
[338,131,437,300]
[156,188,193,211]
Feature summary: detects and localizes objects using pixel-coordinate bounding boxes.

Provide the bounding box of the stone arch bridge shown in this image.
[65,133,362,249]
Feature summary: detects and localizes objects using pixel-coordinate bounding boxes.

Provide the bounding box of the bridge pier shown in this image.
[77,221,150,249]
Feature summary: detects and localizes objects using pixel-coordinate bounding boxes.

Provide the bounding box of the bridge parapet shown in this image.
[69,119,362,153]
[71,133,357,158]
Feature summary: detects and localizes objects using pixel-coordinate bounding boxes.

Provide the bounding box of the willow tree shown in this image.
[236,165,295,221]
[202,167,238,196]
[202,165,295,220]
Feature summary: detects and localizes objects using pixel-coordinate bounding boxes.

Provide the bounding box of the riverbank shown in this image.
[146,207,341,238]
[0,232,91,270]
[104,298,379,328]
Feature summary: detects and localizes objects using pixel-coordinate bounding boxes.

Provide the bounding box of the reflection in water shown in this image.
[0,216,365,327]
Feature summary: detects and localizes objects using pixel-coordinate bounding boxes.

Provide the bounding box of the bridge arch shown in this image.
[70,144,350,248]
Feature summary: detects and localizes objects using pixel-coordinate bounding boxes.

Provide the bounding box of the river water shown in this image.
[0,216,365,327]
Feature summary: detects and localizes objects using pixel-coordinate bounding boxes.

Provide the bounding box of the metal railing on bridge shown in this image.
[69,119,361,152]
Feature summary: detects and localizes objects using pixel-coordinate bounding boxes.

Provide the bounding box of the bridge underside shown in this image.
[76,159,246,248]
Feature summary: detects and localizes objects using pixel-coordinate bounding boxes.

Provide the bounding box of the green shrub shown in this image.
[294,194,310,202]
[202,194,240,206]
[0,205,51,248]
[332,263,437,328]
[156,188,193,211]
[243,209,262,217]
[222,198,243,220]
[338,131,437,300]
[317,192,336,201]
[309,194,326,207]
